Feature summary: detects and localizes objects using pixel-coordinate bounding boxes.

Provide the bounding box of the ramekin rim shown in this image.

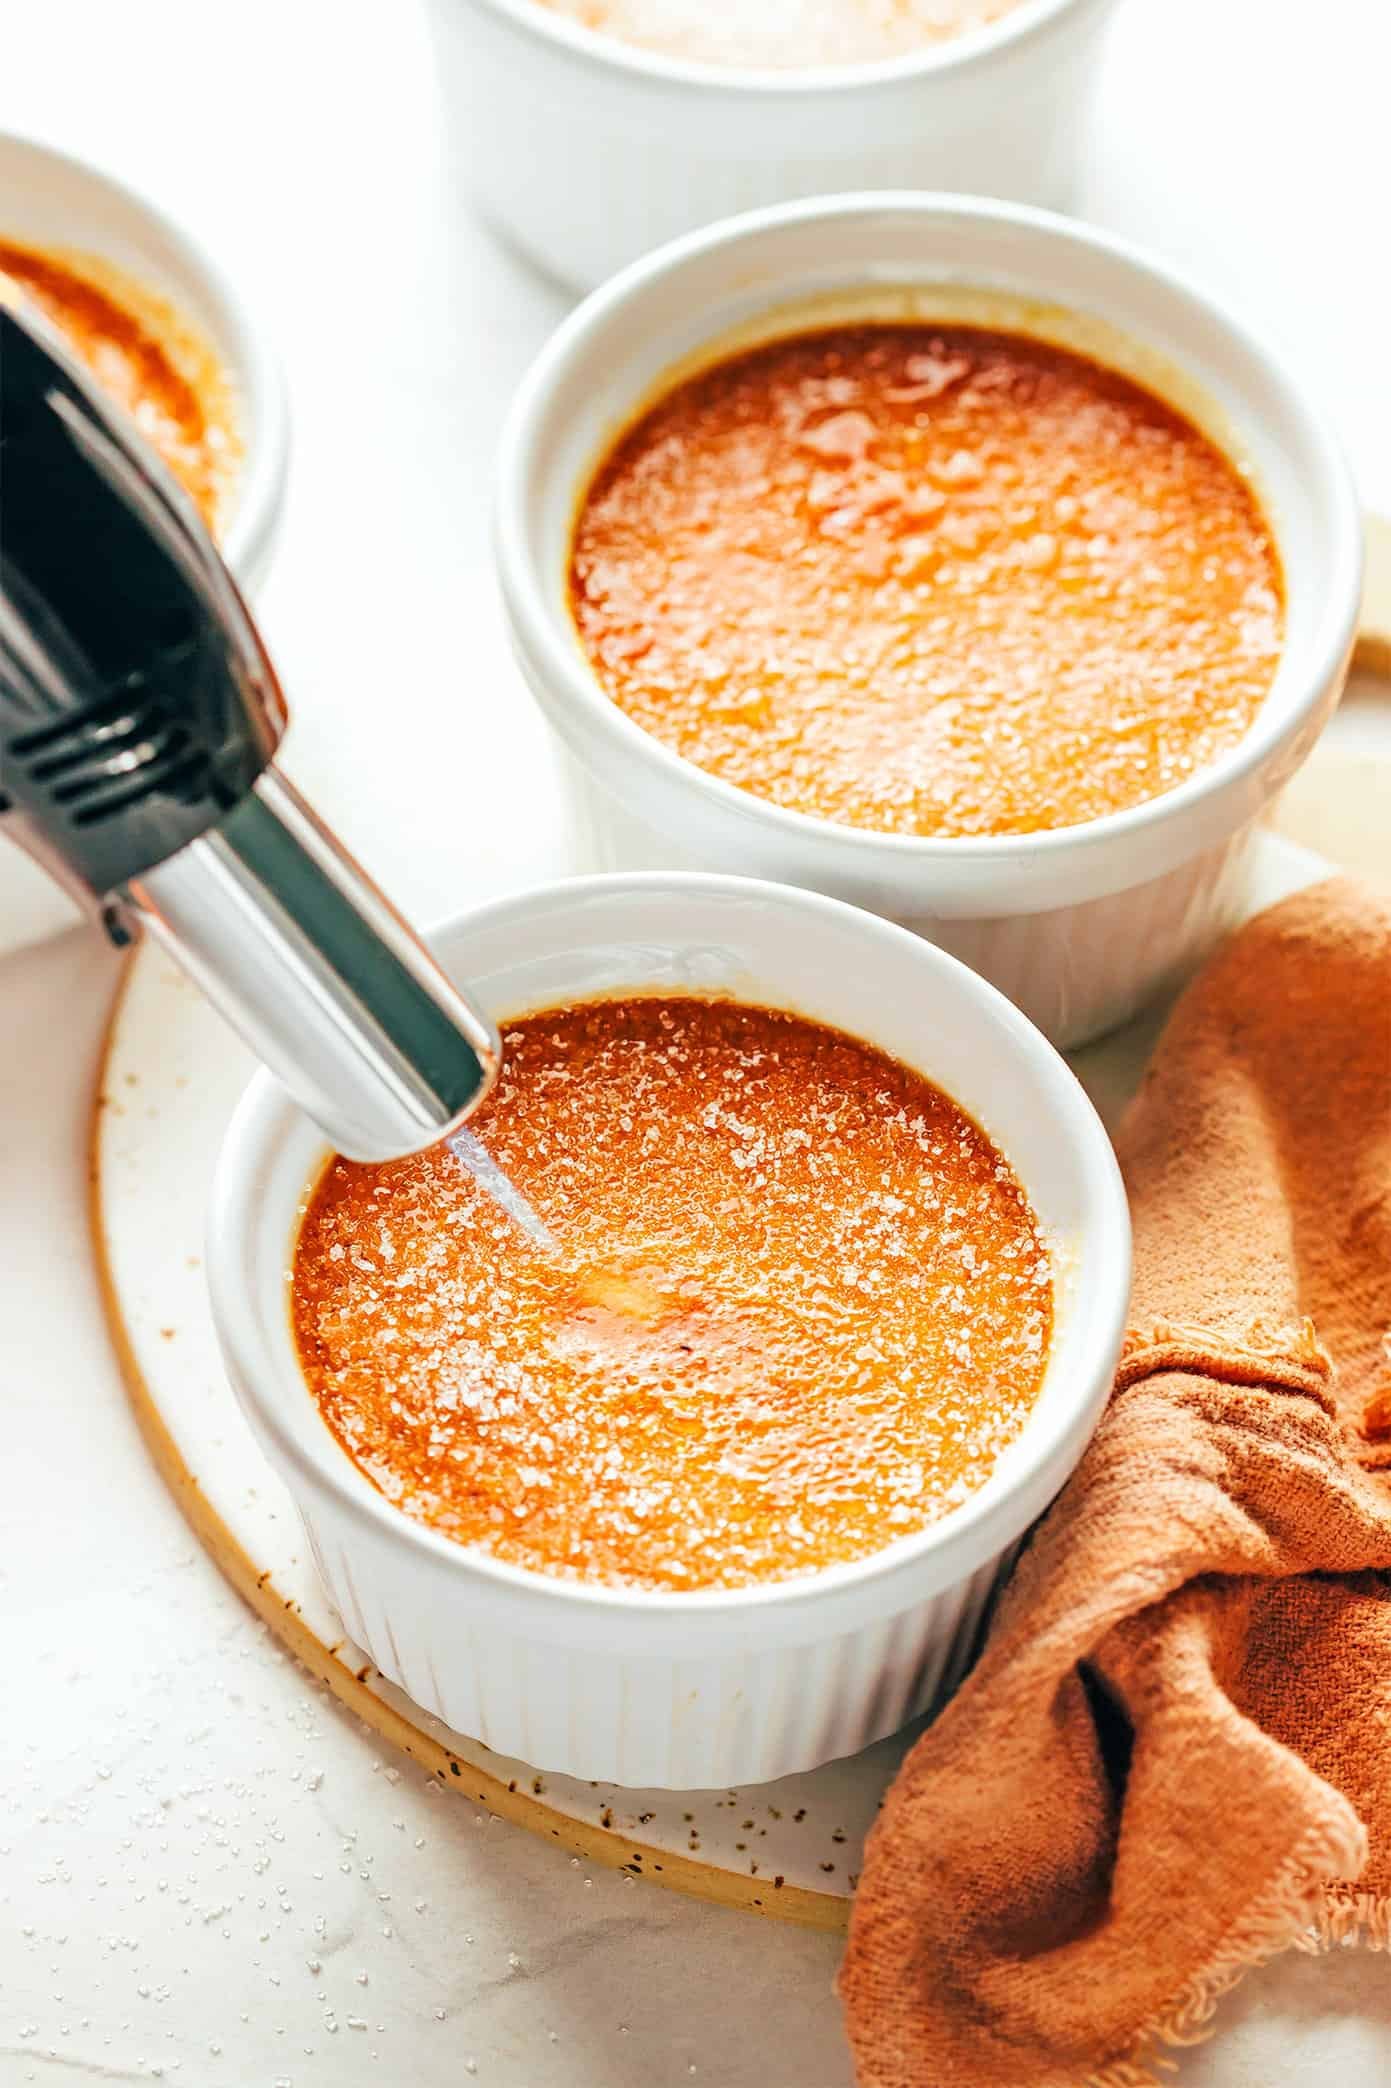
[208,868,1132,1623]
[462,0,1103,96]
[494,190,1363,871]
[0,128,290,589]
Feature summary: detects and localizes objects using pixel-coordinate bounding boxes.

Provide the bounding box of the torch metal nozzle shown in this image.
[125,766,500,1162]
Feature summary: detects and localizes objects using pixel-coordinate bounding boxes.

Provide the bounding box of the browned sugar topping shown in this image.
[292,996,1053,1591]
[570,324,1283,838]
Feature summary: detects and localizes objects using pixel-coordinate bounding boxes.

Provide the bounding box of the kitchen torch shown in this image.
[0,301,500,1160]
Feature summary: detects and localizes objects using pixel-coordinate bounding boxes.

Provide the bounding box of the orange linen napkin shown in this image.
[840,876,1391,2088]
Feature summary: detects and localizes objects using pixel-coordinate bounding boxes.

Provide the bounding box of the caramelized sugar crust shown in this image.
[292,996,1053,1591]
[570,325,1283,837]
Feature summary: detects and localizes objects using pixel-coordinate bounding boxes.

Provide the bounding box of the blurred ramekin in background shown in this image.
[427,0,1124,291]
[210,873,1130,1789]
[495,194,1362,1047]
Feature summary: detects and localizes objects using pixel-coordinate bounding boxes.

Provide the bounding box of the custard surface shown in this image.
[570,324,1284,838]
[292,996,1053,1592]
[532,0,1028,69]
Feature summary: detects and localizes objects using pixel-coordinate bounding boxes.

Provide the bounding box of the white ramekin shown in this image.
[0,131,289,955]
[209,872,1130,1789]
[427,0,1122,291]
[495,194,1362,1048]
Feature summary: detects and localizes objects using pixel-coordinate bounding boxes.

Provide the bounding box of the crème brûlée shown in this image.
[531,0,1029,70]
[569,323,1284,839]
[0,240,238,531]
[291,995,1054,1593]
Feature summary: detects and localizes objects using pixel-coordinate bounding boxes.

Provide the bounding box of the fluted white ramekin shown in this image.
[427,0,1121,290]
[0,131,288,955]
[209,873,1129,1788]
[496,194,1362,1047]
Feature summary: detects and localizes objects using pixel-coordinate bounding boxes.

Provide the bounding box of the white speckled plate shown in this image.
[89,829,1333,1927]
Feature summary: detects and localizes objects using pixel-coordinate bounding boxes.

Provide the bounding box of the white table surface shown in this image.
[2,3,1390,2083]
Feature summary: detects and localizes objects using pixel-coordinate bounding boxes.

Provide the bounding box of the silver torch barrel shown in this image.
[0,301,498,1161]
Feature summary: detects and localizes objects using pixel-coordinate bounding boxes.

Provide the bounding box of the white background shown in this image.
[2,2,1390,2083]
